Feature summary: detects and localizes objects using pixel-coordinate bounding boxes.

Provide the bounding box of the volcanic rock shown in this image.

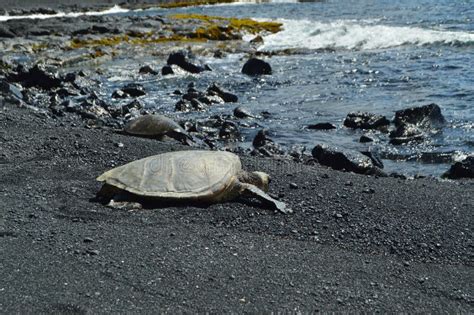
[242,58,272,76]
[307,123,337,130]
[394,103,446,129]
[344,112,390,130]
[442,156,474,179]
[167,51,211,74]
[312,144,384,175]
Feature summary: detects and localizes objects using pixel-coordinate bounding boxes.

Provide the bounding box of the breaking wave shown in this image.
[0,5,129,22]
[260,19,474,51]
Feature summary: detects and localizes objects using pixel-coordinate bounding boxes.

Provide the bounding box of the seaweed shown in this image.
[170,13,282,34]
[159,0,237,9]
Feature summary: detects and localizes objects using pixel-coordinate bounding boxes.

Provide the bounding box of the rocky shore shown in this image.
[1,2,473,312]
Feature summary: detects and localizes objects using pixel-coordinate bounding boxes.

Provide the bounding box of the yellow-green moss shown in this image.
[31,42,50,53]
[70,35,130,49]
[159,0,236,9]
[170,13,282,34]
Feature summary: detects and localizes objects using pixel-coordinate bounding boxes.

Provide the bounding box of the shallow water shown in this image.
[139,1,473,176]
[4,0,473,176]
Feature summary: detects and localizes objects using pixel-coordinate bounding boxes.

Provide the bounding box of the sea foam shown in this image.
[0,5,130,22]
[260,19,474,51]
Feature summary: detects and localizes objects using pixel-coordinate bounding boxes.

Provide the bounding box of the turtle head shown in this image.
[239,171,270,192]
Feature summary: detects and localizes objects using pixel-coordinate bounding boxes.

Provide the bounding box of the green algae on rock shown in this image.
[67,14,280,49]
[171,13,283,34]
[159,0,237,9]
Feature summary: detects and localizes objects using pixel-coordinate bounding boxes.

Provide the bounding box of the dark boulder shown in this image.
[0,25,16,38]
[219,121,240,140]
[250,35,264,44]
[183,87,204,101]
[139,65,158,75]
[233,107,255,119]
[190,99,207,111]
[242,58,272,76]
[175,100,193,112]
[312,144,384,175]
[359,135,374,143]
[307,122,337,130]
[161,65,174,76]
[167,51,211,74]
[207,83,238,103]
[344,112,390,130]
[112,90,128,99]
[442,156,474,179]
[361,151,384,169]
[253,129,271,148]
[7,64,61,90]
[252,129,285,157]
[121,83,146,97]
[394,103,446,129]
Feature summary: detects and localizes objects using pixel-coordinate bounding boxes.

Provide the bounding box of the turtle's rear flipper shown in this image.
[241,184,292,214]
[107,199,143,211]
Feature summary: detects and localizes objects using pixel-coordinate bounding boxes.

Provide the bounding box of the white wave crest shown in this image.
[0,5,129,22]
[259,19,474,51]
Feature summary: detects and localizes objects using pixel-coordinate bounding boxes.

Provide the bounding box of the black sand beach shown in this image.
[1,1,473,312]
[1,101,473,312]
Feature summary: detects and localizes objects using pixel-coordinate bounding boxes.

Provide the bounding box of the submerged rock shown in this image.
[242,58,272,76]
[161,65,174,76]
[139,65,158,75]
[167,51,211,74]
[312,144,384,175]
[344,112,390,130]
[207,83,238,102]
[307,123,337,130]
[442,156,474,179]
[359,135,374,143]
[113,83,146,98]
[394,103,446,129]
[233,107,255,119]
[122,83,146,97]
[389,124,425,145]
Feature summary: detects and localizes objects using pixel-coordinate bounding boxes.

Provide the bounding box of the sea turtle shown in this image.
[123,114,193,145]
[96,150,290,213]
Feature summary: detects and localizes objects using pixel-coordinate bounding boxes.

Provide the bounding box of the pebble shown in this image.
[115,142,124,148]
[83,237,94,243]
[289,183,298,189]
[86,249,99,256]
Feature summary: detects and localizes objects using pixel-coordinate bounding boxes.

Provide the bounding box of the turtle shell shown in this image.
[124,115,183,136]
[97,150,242,199]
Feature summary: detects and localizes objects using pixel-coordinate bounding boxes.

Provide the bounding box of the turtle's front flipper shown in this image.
[167,130,195,146]
[241,184,292,214]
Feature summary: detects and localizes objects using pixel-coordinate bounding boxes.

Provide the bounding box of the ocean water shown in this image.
[3,0,473,177]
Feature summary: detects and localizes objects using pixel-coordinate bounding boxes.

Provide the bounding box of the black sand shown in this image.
[1,0,473,312]
[1,102,472,312]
